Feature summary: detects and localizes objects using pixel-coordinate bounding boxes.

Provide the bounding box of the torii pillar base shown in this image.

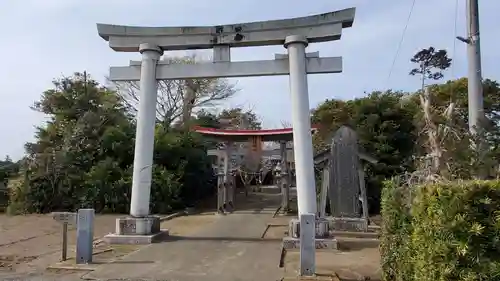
[328,217,369,232]
[103,216,169,244]
[282,217,338,250]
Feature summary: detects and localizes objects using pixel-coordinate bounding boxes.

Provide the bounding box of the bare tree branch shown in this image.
[109,55,239,127]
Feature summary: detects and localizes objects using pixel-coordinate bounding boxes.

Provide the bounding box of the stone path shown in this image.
[84,199,283,281]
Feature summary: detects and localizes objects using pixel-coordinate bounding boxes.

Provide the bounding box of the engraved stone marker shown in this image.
[299,213,316,276]
[76,209,94,264]
[330,126,360,218]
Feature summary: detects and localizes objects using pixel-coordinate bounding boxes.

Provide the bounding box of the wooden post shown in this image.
[62,222,68,261]
[225,141,234,212]
[280,141,290,213]
[319,164,329,218]
[222,142,232,212]
[228,168,235,212]
[358,165,369,224]
[217,149,225,214]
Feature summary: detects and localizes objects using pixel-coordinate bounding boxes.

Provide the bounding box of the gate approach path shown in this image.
[85,192,284,281]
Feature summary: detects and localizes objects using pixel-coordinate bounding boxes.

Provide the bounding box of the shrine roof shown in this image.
[193,125,319,142]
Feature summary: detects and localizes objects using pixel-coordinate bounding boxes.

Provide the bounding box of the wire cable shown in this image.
[385,0,417,88]
[449,0,460,98]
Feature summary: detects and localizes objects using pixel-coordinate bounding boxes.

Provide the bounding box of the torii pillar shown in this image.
[130,43,163,218]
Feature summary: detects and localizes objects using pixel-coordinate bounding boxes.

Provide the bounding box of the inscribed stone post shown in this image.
[299,213,316,276]
[76,209,94,264]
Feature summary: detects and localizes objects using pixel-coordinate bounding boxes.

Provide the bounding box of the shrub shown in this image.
[381,180,500,281]
[5,176,29,215]
[19,130,215,214]
[411,180,500,281]
[380,180,414,281]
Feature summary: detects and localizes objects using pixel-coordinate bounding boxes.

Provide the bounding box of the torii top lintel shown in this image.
[193,125,319,142]
[96,8,355,52]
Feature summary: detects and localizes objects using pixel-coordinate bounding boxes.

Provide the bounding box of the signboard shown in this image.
[51,211,77,261]
[52,212,77,225]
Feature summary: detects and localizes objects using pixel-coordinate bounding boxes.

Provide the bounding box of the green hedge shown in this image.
[380,180,414,281]
[381,180,500,281]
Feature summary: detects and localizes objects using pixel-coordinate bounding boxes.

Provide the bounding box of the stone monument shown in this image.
[314,126,378,232]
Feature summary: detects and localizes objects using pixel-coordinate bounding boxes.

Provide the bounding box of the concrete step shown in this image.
[336,236,380,251]
[331,230,379,239]
[258,185,281,194]
[249,185,298,195]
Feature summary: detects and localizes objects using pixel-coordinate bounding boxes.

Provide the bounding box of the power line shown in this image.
[450,0,460,82]
[385,0,417,88]
[447,0,460,102]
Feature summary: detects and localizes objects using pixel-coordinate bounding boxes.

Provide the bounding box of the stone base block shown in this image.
[288,218,330,238]
[282,237,338,250]
[328,217,368,232]
[115,216,161,235]
[216,201,234,215]
[250,185,281,194]
[261,185,281,194]
[104,229,169,244]
[103,216,168,245]
[279,208,292,215]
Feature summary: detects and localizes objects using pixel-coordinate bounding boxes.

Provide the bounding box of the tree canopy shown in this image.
[311,76,500,212]
[2,45,499,216]
[8,73,216,214]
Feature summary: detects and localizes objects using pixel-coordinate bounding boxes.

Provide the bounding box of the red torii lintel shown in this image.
[192,125,320,142]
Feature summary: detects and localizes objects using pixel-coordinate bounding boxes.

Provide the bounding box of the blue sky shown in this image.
[0,0,498,160]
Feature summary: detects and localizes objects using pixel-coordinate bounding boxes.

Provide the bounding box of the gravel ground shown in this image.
[0,214,122,278]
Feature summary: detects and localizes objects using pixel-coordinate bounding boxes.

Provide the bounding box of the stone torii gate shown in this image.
[98,9,355,276]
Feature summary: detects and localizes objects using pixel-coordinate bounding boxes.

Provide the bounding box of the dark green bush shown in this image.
[381,180,500,281]
[21,130,215,214]
[11,73,216,215]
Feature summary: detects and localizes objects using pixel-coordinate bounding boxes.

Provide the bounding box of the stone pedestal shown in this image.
[328,217,368,232]
[259,185,281,194]
[282,218,338,250]
[103,216,169,244]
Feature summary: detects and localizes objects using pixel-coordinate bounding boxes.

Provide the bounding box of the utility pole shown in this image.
[457,0,486,177]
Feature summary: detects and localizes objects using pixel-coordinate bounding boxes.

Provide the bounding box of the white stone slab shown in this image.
[109,57,342,81]
[97,8,355,51]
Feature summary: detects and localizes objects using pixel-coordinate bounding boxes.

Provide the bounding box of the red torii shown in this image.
[192,125,319,214]
[192,125,320,142]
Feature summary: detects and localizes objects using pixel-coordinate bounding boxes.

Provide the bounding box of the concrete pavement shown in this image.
[84,194,283,281]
